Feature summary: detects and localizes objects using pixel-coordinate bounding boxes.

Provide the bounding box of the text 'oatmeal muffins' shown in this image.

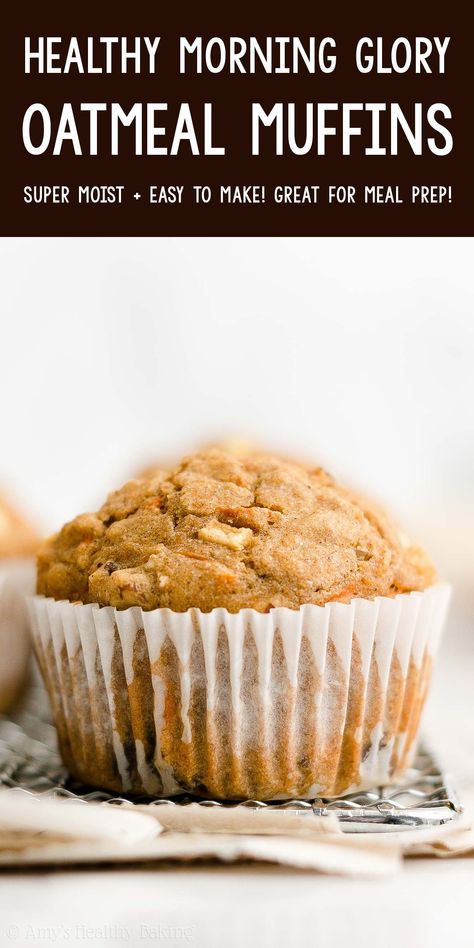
[30,450,449,800]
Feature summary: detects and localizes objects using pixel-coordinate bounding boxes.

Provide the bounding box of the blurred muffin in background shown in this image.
[0,494,39,712]
[0,494,39,559]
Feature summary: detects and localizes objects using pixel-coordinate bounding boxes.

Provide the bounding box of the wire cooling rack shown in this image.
[0,681,462,834]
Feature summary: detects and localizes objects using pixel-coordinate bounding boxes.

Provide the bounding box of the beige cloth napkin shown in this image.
[137,797,474,861]
[0,791,399,876]
[0,785,472,876]
[0,790,474,877]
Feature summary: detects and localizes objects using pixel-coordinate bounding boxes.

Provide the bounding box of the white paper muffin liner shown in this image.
[28,585,450,800]
[0,559,36,713]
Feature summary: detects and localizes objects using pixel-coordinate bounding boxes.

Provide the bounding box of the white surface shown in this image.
[1,861,473,948]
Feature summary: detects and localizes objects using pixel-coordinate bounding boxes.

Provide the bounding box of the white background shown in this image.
[0,236,473,580]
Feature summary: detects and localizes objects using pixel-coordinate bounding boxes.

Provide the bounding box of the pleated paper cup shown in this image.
[0,559,36,713]
[28,585,450,800]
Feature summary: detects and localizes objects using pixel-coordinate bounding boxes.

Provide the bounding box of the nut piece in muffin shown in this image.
[37,450,435,613]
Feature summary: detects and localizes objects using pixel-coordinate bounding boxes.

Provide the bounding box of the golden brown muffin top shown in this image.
[137,437,260,479]
[0,494,39,559]
[37,450,436,612]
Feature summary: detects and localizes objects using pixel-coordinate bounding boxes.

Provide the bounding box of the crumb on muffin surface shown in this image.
[37,450,436,612]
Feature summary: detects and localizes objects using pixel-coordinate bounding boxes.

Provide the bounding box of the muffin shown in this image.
[0,494,39,560]
[136,436,260,479]
[30,450,449,799]
[0,494,39,712]
[137,435,314,479]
